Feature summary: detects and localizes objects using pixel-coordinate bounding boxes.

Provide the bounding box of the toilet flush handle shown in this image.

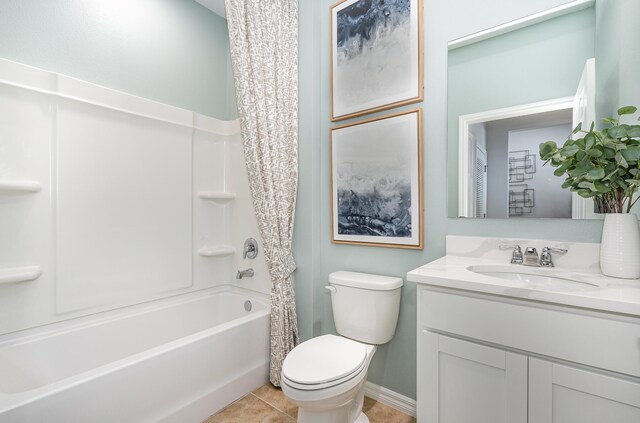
[324,285,337,294]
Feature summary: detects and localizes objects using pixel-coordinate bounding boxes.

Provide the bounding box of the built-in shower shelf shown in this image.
[197,191,236,202]
[197,246,236,257]
[0,180,42,193]
[0,266,42,285]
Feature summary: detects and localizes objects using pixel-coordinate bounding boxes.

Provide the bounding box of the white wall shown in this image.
[0,60,268,335]
[486,121,510,218]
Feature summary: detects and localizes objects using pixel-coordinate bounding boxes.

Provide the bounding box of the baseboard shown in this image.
[364,381,417,417]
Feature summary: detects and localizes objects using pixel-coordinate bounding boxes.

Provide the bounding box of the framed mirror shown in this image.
[447,0,640,219]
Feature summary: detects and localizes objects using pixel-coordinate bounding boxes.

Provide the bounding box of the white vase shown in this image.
[599,213,640,279]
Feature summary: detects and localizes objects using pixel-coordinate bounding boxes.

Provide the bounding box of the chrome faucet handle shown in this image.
[499,243,523,264]
[540,247,568,267]
[243,238,258,259]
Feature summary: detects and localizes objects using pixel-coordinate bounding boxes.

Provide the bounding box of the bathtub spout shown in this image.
[236,268,254,279]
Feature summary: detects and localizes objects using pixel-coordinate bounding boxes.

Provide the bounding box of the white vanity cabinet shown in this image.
[416,286,640,423]
[420,331,528,423]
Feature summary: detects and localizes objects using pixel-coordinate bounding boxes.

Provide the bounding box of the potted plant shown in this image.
[539,106,640,279]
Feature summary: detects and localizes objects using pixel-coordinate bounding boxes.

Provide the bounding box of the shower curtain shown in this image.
[225,0,299,386]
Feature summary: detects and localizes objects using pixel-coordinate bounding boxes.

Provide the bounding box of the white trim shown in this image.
[364,381,417,417]
[457,97,574,217]
[448,0,594,50]
[571,58,600,220]
[0,58,239,136]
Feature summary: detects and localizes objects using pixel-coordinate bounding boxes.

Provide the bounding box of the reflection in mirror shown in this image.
[448,0,638,218]
[463,103,574,219]
[448,0,640,219]
[448,2,595,218]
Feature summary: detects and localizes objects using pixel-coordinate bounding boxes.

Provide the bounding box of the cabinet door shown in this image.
[419,331,527,423]
[529,357,640,423]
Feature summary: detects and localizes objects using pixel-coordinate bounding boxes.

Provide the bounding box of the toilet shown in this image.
[281,271,403,423]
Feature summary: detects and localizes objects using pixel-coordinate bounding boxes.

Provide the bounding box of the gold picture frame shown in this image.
[330,0,424,122]
[330,108,424,249]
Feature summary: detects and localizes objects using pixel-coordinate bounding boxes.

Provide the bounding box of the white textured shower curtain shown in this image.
[225,0,299,386]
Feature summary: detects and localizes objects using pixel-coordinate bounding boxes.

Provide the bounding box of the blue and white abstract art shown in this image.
[331,110,423,248]
[331,0,422,120]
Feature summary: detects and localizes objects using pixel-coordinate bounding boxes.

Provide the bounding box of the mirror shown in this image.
[448,0,640,219]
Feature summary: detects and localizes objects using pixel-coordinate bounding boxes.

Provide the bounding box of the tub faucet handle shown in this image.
[243,238,258,259]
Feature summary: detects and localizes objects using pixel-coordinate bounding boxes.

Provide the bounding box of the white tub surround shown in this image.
[0,58,270,335]
[0,287,269,423]
[409,235,640,423]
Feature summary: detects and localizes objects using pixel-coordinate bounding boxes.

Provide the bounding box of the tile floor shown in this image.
[204,383,416,423]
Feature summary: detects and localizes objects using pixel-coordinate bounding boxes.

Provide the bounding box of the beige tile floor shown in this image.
[204,383,416,423]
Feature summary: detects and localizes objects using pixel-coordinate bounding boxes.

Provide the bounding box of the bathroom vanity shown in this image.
[408,236,640,423]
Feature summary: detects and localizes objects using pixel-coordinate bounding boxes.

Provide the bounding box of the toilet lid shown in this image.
[282,334,367,385]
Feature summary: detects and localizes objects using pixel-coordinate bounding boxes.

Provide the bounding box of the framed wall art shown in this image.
[330,0,424,121]
[330,108,423,249]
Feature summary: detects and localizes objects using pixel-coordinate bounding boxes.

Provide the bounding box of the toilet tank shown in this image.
[328,271,403,345]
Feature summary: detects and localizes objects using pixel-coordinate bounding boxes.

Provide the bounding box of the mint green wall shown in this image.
[296,0,609,400]
[447,9,595,216]
[0,0,236,119]
[595,0,640,125]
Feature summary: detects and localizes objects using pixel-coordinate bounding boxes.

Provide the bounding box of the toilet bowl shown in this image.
[282,334,376,423]
[281,271,403,423]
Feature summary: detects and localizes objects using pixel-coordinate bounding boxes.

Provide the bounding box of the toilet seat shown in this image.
[282,335,367,390]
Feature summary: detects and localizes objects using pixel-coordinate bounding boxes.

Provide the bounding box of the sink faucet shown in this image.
[523,247,540,266]
[540,247,568,267]
[236,268,254,279]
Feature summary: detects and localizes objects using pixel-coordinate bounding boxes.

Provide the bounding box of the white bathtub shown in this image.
[0,286,270,423]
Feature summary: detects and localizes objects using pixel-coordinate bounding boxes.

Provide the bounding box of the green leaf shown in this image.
[539,141,558,159]
[560,144,580,157]
[587,148,603,158]
[621,146,640,162]
[618,106,638,115]
[616,152,629,168]
[608,126,628,139]
[553,162,570,176]
[603,117,618,126]
[627,125,640,138]
[585,167,605,181]
[572,122,582,134]
[585,133,596,150]
[578,189,593,198]
[594,180,610,193]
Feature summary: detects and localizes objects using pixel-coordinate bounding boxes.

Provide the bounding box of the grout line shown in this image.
[250,394,296,421]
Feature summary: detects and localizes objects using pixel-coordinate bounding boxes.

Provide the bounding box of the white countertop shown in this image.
[408,254,640,317]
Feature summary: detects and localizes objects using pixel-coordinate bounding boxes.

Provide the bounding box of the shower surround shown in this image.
[0,58,270,420]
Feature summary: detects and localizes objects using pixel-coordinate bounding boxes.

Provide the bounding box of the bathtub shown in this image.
[0,286,270,423]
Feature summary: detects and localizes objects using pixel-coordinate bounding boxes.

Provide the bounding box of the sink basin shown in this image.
[466,265,602,292]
